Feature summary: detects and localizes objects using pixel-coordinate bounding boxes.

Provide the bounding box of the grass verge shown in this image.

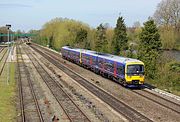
[0,63,16,122]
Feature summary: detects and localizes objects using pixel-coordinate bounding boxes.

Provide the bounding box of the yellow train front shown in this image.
[124,61,145,86]
[91,53,145,86]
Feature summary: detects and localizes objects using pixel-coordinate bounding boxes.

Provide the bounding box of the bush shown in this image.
[169,62,180,72]
[149,54,180,95]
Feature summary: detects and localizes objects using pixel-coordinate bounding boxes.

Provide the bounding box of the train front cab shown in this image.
[125,62,145,85]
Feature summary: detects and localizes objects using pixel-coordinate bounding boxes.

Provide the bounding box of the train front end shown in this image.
[125,62,145,85]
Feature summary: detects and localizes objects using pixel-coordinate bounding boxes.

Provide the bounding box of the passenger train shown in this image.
[61,46,145,86]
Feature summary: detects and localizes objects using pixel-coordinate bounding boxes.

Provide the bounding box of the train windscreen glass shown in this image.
[127,65,144,75]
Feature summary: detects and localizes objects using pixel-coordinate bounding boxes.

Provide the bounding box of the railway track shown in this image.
[0,47,5,53]
[0,48,8,76]
[16,44,44,122]
[31,43,180,116]
[132,89,180,114]
[23,45,90,122]
[30,44,153,122]
[0,47,7,62]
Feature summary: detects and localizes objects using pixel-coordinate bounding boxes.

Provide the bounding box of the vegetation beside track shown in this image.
[29,0,180,96]
[0,63,16,122]
[147,60,180,96]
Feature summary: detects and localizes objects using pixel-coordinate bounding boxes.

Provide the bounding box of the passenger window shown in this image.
[117,66,124,75]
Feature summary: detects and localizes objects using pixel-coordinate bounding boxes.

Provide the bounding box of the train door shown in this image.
[79,50,82,63]
[90,55,92,65]
[95,56,98,67]
[114,62,117,78]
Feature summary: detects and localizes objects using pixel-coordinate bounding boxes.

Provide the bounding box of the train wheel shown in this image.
[122,80,127,87]
[107,74,111,79]
[101,72,105,77]
[95,68,99,74]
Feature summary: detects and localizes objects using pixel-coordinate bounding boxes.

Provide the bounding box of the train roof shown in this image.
[62,46,144,64]
[96,53,143,64]
[62,46,82,52]
[62,46,98,56]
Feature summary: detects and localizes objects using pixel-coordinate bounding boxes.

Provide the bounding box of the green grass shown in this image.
[0,63,17,122]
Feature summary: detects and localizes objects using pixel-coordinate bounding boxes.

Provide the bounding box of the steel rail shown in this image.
[16,44,25,122]
[24,45,90,122]
[17,44,44,122]
[33,43,180,116]
[30,44,153,122]
[0,48,9,76]
[132,89,180,114]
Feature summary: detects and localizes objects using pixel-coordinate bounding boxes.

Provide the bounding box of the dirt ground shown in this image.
[36,45,180,122]
[27,44,127,122]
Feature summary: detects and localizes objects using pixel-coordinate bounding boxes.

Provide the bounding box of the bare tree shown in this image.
[170,0,180,28]
[154,0,180,29]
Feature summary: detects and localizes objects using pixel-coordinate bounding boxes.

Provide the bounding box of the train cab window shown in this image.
[127,65,144,75]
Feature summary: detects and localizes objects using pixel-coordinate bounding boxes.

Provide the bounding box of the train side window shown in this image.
[92,57,96,64]
[86,55,90,60]
[98,59,103,68]
[82,54,85,59]
[98,59,103,64]
[105,62,113,69]
[110,62,114,68]
[117,66,124,75]
[92,57,96,62]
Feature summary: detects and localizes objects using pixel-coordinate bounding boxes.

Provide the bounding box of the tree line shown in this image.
[0,0,179,94]
[154,0,180,50]
[31,17,161,78]
[30,0,179,94]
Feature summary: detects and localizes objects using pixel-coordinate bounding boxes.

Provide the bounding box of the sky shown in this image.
[0,0,161,32]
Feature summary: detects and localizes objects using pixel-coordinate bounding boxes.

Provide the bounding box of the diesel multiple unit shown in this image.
[61,46,145,86]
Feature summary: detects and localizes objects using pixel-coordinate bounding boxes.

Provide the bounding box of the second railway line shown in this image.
[16,44,44,122]
[23,44,91,122]
[29,43,153,122]
[29,43,180,122]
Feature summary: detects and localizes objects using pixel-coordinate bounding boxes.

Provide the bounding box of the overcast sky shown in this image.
[0,0,161,32]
